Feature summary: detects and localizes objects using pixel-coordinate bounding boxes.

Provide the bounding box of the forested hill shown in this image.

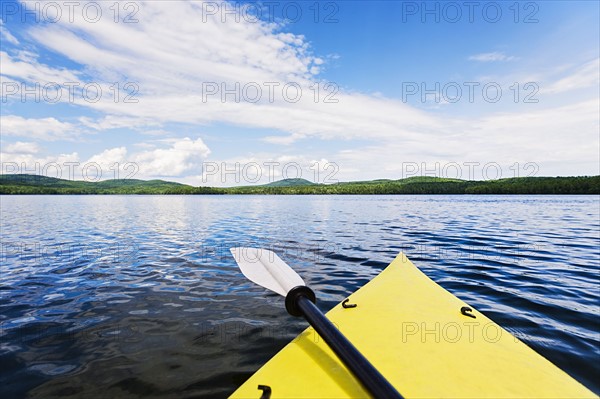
[0,175,222,194]
[0,175,598,195]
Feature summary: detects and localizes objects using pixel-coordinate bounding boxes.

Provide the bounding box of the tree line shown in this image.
[0,175,598,195]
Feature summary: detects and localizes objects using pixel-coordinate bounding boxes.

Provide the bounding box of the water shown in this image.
[1,195,598,398]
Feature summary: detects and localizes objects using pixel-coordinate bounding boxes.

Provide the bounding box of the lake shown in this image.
[1,195,598,397]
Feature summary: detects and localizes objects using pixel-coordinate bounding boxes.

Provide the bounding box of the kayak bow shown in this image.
[231,251,596,399]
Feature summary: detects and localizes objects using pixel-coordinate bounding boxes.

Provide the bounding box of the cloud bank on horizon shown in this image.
[1,0,598,186]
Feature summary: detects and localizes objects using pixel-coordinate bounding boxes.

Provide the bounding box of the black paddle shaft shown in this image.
[287,288,403,399]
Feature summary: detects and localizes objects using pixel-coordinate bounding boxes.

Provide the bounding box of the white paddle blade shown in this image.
[230,247,306,296]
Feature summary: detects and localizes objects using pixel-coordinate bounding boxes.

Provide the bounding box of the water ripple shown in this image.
[0,195,598,397]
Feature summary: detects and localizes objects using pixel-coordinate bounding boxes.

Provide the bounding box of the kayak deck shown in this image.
[230,253,595,398]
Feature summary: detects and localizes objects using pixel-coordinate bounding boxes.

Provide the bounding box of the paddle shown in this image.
[231,247,403,399]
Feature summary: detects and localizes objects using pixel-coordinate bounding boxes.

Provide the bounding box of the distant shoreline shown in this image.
[1,175,598,195]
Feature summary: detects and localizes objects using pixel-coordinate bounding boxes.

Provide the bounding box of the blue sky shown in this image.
[1,0,598,185]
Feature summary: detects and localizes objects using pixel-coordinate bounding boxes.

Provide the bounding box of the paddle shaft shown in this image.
[296,295,404,399]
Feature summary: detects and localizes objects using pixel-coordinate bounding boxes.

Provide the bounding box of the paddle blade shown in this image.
[230,247,306,296]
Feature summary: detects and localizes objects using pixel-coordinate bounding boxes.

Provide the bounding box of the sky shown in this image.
[0,0,598,186]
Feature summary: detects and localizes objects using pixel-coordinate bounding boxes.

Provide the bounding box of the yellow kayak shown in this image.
[230,253,595,398]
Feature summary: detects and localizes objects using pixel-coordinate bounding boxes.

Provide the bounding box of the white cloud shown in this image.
[545,58,600,93]
[81,138,212,178]
[1,137,211,179]
[0,115,79,141]
[263,133,306,145]
[0,50,79,83]
[3,1,334,131]
[0,20,19,45]
[78,115,161,131]
[86,146,128,167]
[468,52,516,62]
[331,98,600,179]
[2,141,41,154]
[130,138,211,177]
[24,1,319,89]
[0,141,80,176]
